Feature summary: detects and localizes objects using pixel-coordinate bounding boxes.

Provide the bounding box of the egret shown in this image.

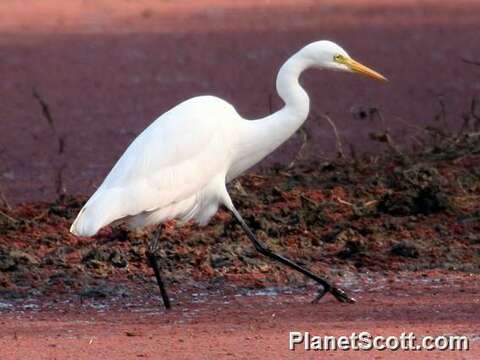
[71,40,386,308]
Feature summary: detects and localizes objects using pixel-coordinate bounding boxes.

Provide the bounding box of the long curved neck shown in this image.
[255,52,311,149]
[274,53,311,122]
[231,51,312,177]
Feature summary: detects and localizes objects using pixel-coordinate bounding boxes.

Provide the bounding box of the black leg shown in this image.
[230,208,356,304]
[146,227,171,309]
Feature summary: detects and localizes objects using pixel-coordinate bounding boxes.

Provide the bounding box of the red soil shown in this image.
[1,0,480,202]
[1,1,480,359]
[0,271,479,359]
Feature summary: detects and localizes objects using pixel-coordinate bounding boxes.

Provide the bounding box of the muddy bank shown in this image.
[0,272,479,359]
[0,79,479,359]
[1,124,479,299]
[1,0,480,202]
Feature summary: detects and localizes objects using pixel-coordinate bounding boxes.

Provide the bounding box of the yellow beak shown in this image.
[345,58,387,82]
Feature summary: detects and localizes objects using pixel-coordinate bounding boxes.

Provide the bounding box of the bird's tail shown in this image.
[70,188,124,237]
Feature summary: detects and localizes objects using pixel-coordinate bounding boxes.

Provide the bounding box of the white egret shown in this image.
[71,40,386,308]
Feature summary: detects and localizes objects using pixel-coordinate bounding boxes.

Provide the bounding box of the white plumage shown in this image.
[71,96,239,235]
[71,40,386,237]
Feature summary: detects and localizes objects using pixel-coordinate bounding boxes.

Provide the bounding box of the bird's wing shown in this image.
[71,96,238,235]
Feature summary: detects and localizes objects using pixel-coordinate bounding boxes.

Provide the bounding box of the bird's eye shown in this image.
[334,54,344,62]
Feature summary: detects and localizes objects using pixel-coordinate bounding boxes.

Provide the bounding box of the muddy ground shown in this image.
[1,118,480,357]
[1,0,480,202]
[0,273,479,359]
[1,1,480,359]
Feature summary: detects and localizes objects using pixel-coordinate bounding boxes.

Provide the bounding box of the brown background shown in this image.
[1,0,479,202]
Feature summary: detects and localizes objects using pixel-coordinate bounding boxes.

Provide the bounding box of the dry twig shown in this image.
[32,87,55,130]
[33,87,68,196]
[461,57,480,66]
[0,210,17,224]
[0,189,10,209]
[317,113,345,159]
[287,127,310,169]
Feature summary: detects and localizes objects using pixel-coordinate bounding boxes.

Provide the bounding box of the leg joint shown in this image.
[253,240,270,255]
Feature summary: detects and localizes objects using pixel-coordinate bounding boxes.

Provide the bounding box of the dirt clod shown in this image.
[390,242,420,258]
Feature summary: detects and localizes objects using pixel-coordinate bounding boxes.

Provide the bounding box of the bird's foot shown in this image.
[330,286,356,303]
[311,285,356,304]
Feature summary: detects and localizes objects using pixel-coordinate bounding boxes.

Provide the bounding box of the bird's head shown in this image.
[301,40,387,81]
